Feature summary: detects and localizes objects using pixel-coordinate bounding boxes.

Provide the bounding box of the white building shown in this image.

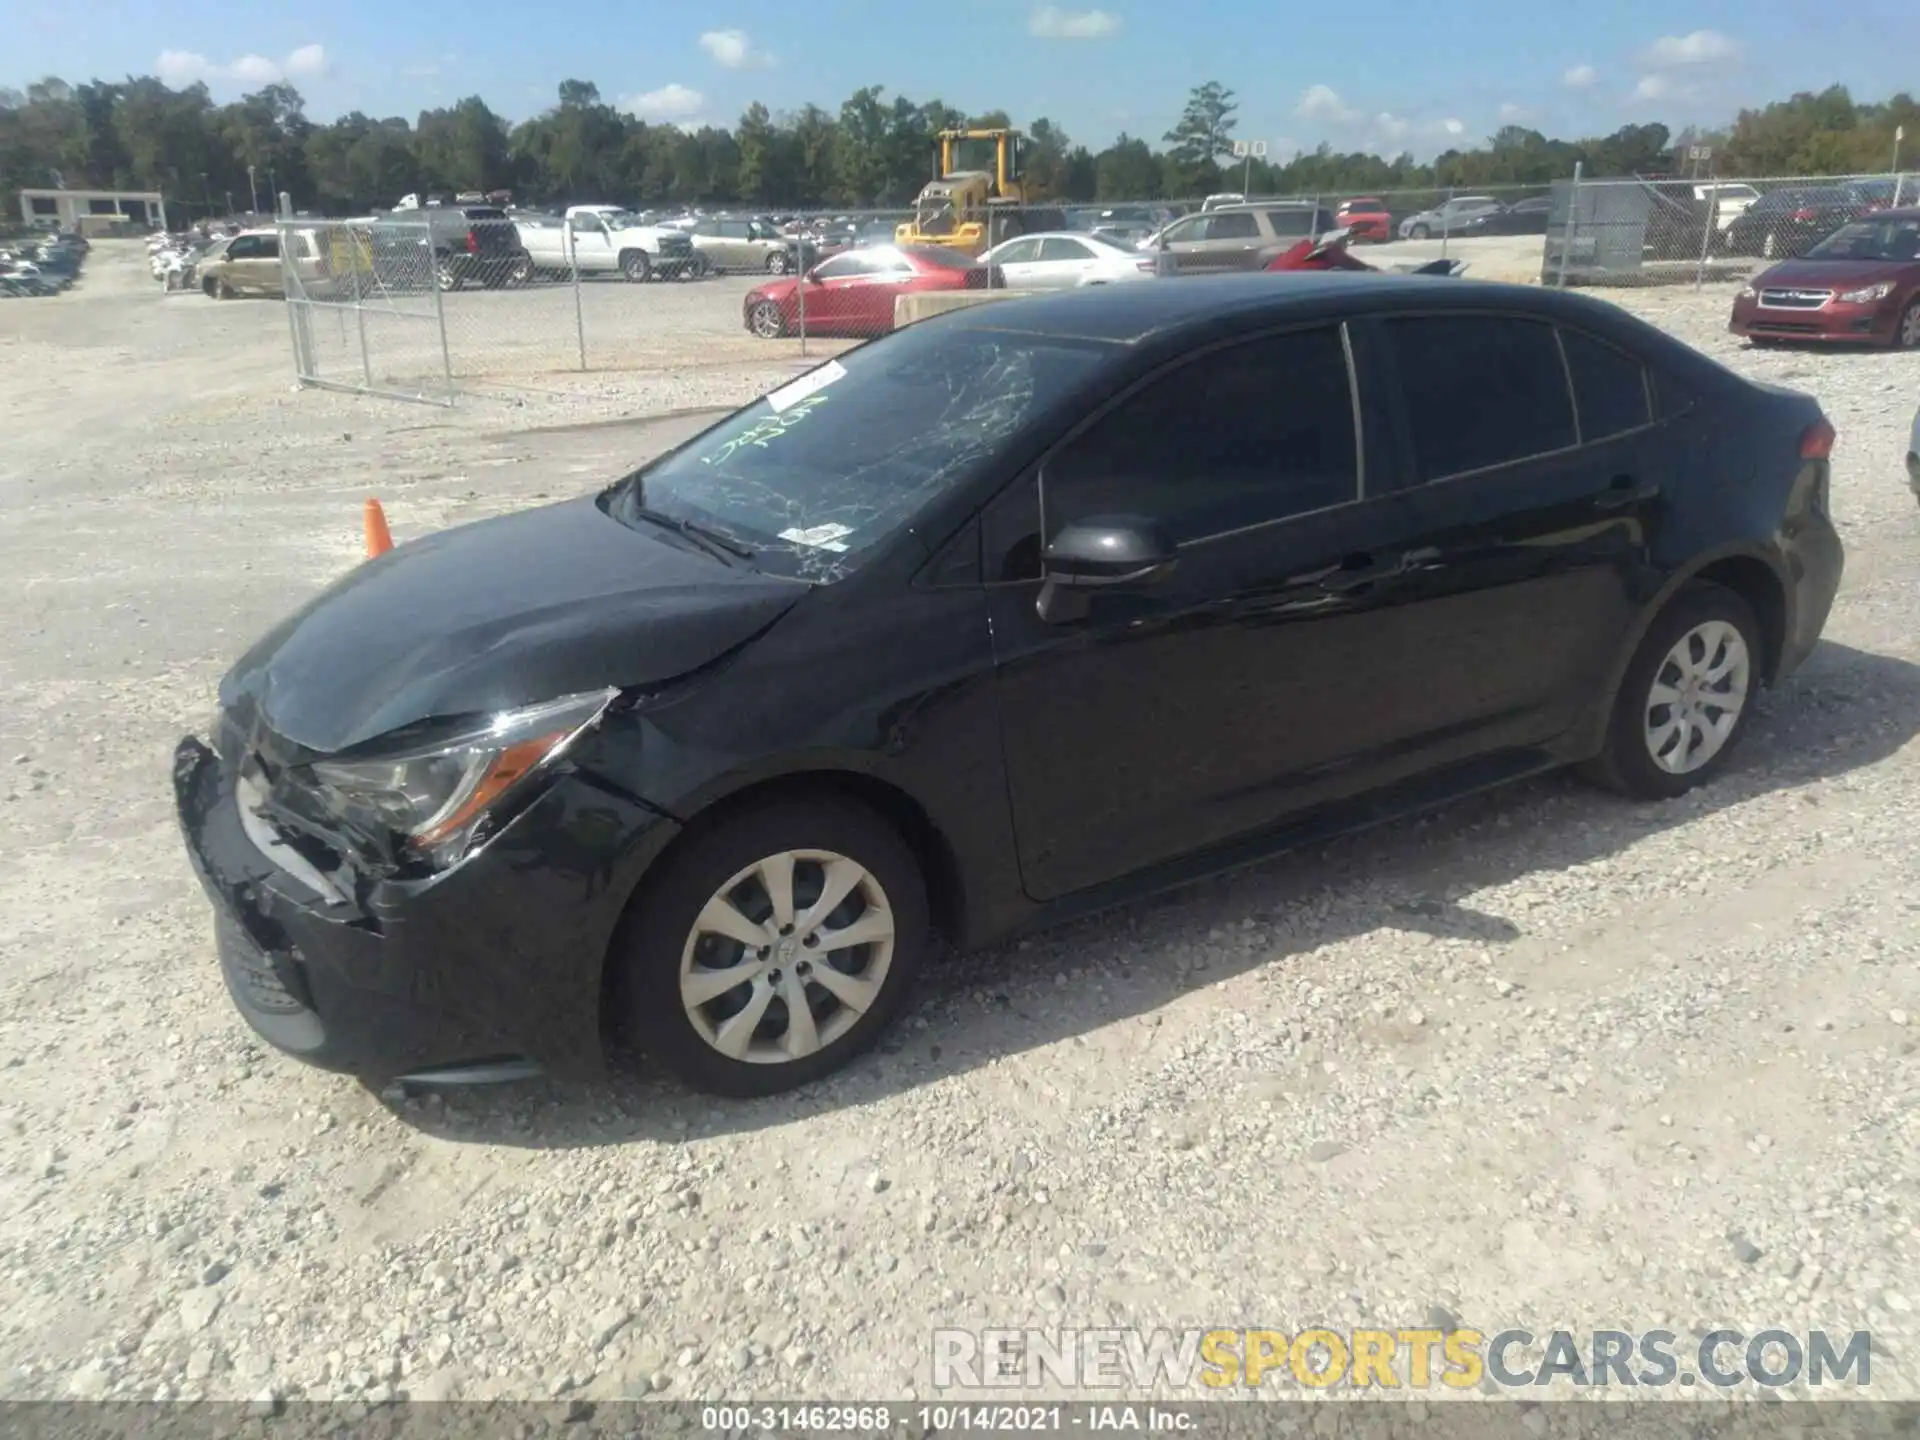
[17,188,167,232]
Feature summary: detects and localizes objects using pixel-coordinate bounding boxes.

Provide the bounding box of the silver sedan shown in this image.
[978,231,1159,290]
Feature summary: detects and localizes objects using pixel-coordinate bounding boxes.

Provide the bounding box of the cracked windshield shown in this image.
[609,326,1103,579]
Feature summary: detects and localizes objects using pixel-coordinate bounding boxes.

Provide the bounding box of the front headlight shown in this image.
[1737,284,1757,300]
[1839,280,1895,303]
[306,687,617,871]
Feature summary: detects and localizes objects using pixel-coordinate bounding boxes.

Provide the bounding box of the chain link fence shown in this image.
[276,173,1918,404]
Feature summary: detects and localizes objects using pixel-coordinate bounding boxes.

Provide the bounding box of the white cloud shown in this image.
[284,43,328,77]
[1028,6,1121,38]
[155,43,328,87]
[1641,29,1739,67]
[1375,112,1411,141]
[1633,74,1672,100]
[1441,117,1464,136]
[621,83,705,121]
[698,28,773,69]
[1498,102,1526,122]
[1295,84,1360,125]
[1562,63,1597,89]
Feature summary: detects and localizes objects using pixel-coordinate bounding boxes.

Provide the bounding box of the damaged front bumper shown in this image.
[171,732,679,1084]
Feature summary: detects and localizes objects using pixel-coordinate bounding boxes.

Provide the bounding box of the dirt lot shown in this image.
[0,241,1916,1408]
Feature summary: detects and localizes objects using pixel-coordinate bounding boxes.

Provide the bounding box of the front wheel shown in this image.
[609,796,930,1097]
[1895,297,1920,350]
[766,250,791,276]
[685,254,711,280]
[435,258,461,292]
[1580,583,1762,800]
[748,299,787,339]
[619,249,651,283]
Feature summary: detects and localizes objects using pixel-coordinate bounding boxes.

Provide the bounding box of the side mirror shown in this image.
[1036,516,1178,624]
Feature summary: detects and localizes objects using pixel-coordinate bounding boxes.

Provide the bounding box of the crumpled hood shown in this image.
[1754,258,1915,290]
[220,495,804,755]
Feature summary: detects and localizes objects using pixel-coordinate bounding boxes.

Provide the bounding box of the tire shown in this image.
[748,299,787,339]
[619,249,650,283]
[508,254,533,286]
[686,254,712,280]
[1895,297,1920,351]
[203,278,220,299]
[435,258,461,292]
[1579,582,1763,801]
[766,250,791,276]
[1762,230,1779,259]
[609,795,930,1097]
[1409,223,1430,240]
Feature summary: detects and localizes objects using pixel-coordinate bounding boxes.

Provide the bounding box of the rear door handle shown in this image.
[1593,475,1660,509]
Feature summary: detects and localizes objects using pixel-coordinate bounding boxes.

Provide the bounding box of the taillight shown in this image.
[1800,418,1836,460]
[465,230,480,255]
[1790,207,1817,222]
[1135,257,1156,273]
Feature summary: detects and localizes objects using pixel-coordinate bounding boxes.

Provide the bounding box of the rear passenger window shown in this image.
[1207,212,1259,240]
[1558,328,1651,440]
[1045,325,1358,544]
[1388,315,1576,480]
[1651,369,1694,419]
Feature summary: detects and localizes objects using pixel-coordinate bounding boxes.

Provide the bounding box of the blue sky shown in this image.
[7,0,1916,159]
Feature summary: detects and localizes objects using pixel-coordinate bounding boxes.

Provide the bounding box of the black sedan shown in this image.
[174,274,1844,1097]
[1457,195,1556,236]
[1725,186,1870,260]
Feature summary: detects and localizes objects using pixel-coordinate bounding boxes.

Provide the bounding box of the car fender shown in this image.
[1564,539,1795,761]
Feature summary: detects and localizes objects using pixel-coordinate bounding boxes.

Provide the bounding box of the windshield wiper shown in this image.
[622,497,756,562]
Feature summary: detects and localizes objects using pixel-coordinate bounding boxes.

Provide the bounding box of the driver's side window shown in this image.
[812,253,867,280]
[995,238,1041,264]
[1162,216,1205,244]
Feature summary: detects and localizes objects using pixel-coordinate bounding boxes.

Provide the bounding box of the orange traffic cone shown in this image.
[363,498,394,558]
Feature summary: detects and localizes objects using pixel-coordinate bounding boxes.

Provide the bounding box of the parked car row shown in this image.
[1,230,87,296]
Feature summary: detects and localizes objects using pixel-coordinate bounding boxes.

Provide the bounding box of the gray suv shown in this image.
[1141,203,1338,275]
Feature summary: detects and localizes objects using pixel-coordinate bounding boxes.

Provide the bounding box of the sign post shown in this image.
[1231,139,1269,198]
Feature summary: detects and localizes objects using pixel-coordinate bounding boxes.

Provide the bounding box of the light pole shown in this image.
[248,165,257,214]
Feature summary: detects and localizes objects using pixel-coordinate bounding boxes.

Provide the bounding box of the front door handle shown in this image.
[1593,475,1660,509]
[1314,551,1397,594]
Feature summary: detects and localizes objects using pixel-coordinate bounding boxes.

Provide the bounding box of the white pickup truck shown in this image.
[515,205,703,281]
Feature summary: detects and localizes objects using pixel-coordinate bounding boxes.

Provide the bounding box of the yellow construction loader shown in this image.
[895,128,1065,255]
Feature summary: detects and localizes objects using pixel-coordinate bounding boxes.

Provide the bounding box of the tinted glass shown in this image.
[1038,237,1091,262]
[1388,315,1575,479]
[1265,209,1314,236]
[812,253,867,279]
[613,329,1106,581]
[994,238,1041,264]
[1208,212,1259,240]
[1651,368,1693,419]
[1559,328,1652,441]
[1045,326,1359,545]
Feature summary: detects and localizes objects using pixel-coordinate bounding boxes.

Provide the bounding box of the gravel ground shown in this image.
[0,243,1915,1411]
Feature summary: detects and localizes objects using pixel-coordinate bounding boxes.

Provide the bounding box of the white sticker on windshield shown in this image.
[777,522,853,552]
[766,360,847,414]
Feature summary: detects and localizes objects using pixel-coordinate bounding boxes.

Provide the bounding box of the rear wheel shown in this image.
[609,796,929,1097]
[1580,583,1762,800]
[766,250,791,276]
[435,258,461,292]
[1409,223,1431,240]
[619,249,651,283]
[748,299,787,339]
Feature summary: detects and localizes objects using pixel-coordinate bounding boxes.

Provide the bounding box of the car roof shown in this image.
[939,272,1619,347]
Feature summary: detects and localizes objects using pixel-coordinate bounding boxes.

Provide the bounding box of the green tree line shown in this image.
[4,73,1916,220]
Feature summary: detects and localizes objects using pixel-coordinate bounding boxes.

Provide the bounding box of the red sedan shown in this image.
[1334,196,1392,243]
[743,244,998,339]
[1730,208,1920,349]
